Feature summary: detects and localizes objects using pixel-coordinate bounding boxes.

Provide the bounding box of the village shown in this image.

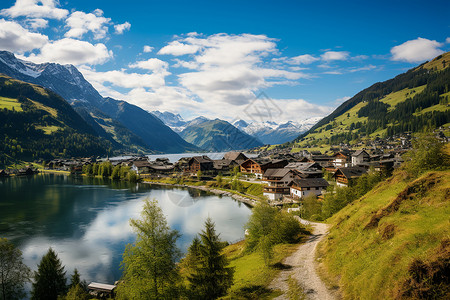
[28,133,414,208]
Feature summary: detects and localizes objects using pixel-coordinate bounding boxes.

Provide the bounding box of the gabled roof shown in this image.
[189,156,213,164]
[88,282,116,292]
[285,162,321,170]
[292,178,329,188]
[334,167,367,179]
[263,168,292,178]
[223,151,248,161]
[213,159,234,169]
[352,150,369,157]
[132,160,152,168]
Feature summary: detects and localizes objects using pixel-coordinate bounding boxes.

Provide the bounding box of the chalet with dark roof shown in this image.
[290,178,329,199]
[351,150,370,166]
[332,150,353,168]
[263,168,299,200]
[333,166,367,187]
[285,162,323,178]
[187,156,214,173]
[240,158,288,179]
[131,160,152,174]
[223,151,248,164]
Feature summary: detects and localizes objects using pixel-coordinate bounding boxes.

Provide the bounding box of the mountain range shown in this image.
[179,119,263,151]
[151,110,321,145]
[0,51,199,154]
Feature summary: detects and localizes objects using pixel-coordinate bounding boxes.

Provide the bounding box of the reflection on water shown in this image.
[0,174,251,284]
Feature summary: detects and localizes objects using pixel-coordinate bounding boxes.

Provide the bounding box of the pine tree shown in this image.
[188,218,234,299]
[0,238,31,300]
[116,198,181,299]
[31,248,67,300]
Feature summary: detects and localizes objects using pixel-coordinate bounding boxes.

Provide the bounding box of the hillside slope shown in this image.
[0,74,113,163]
[180,119,263,151]
[318,169,450,299]
[292,52,450,149]
[0,51,199,153]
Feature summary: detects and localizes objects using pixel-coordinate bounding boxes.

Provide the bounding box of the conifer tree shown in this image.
[31,248,67,300]
[188,218,234,299]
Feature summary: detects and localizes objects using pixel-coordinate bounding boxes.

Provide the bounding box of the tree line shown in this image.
[82,161,139,182]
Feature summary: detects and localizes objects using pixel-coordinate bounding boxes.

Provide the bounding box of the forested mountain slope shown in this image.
[180,119,263,151]
[292,52,450,148]
[0,74,113,164]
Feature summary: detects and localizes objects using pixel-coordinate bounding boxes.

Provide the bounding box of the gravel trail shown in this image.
[269,218,336,300]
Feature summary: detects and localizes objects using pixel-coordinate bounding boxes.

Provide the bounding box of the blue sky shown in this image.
[0,0,449,123]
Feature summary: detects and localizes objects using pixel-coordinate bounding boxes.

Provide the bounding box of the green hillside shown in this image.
[318,152,450,299]
[291,52,450,149]
[0,74,114,165]
[180,119,263,151]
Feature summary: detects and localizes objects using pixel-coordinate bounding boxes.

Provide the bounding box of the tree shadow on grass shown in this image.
[271,262,293,270]
[232,285,280,299]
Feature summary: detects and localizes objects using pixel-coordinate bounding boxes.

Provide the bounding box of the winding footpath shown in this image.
[269,218,337,300]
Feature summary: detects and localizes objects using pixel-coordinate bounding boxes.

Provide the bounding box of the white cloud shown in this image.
[288,54,319,65]
[79,65,167,90]
[161,33,306,108]
[143,45,154,53]
[446,37,450,44]
[65,10,111,40]
[26,38,112,65]
[114,22,130,34]
[129,58,169,71]
[391,37,444,63]
[321,51,350,61]
[323,70,343,75]
[348,64,376,72]
[158,41,200,56]
[0,19,48,53]
[26,18,48,30]
[0,0,68,20]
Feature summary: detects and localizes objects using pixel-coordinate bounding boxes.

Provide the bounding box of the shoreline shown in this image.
[143,181,257,207]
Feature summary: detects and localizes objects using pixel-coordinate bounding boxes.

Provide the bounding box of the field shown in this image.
[318,170,450,299]
[0,96,23,112]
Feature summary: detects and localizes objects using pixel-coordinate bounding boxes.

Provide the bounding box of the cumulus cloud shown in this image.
[0,0,68,20]
[79,65,168,90]
[114,22,130,34]
[65,10,111,40]
[446,37,450,44]
[159,33,306,108]
[26,18,48,30]
[128,58,169,71]
[391,37,444,63]
[0,19,48,53]
[288,54,319,64]
[143,45,154,53]
[321,51,350,61]
[158,40,200,56]
[26,38,113,65]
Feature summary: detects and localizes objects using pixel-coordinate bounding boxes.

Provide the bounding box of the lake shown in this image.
[0,174,252,284]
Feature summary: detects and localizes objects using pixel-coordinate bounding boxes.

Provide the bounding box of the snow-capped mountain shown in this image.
[233,117,322,144]
[151,111,209,133]
[153,109,322,145]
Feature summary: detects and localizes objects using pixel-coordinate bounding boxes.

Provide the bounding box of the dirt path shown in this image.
[269,218,336,300]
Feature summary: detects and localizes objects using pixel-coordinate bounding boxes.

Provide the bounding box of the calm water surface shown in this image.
[0,174,251,284]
